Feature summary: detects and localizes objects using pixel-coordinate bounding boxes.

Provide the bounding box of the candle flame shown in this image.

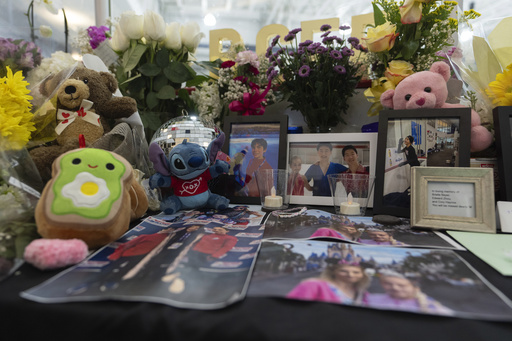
[271,186,276,197]
[347,192,353,204]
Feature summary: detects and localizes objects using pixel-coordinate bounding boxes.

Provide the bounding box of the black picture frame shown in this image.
[373,108,472,218]
[493,106,512,201]
[211,114,288,205]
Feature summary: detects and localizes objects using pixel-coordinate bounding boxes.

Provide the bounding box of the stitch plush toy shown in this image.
[380,61,493,153]
[149,133,230,214]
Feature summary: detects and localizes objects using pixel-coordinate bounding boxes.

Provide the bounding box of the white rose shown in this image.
[110,24,130,52]
[164,22,182,51]
[143,10,166,42]
[119,10,144,40]
[180,22,205,53]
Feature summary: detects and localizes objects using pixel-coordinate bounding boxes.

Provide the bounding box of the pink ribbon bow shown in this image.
[55,99,101,135]
[229,81,272,116]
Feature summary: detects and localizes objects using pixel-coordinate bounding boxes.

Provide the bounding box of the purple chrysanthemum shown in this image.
[307,42,321,53]
[315,46,328,54]
[289,28,302,34]
[320,24,332,32]
[298,65,311,77]
[341,46,355,56]
[322,36,336,44]
[299,40,314,48]
[334,65,346,75]
[339,25,351,30]
[321,31,331,38]
[330,50,343,60]
[284,33,296,42]
[348,37,360,46]
[271,35,280,47]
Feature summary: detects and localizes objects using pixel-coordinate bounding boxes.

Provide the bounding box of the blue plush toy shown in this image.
[149,133,230,214]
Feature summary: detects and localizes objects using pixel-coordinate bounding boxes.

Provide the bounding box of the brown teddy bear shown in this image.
[29,66,138,183]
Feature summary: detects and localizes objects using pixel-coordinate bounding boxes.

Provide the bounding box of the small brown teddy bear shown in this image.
[29,66,138,183]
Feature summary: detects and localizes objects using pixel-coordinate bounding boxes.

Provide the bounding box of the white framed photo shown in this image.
[286,132,378,206]
[411,167,496,233]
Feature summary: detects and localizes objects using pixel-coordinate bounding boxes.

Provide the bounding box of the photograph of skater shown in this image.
[248,240,512,320]
[377,115,468,213]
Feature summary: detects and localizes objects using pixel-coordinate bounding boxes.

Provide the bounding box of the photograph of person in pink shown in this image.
[287,257,370,305]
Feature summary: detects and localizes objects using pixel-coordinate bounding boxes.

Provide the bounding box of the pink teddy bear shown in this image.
[380,61,493,152]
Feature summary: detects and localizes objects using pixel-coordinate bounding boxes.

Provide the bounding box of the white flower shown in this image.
[180,22,205,53]
[236,50,260,69]
[39,25,53,38]
[164,22,182,51]
[36,0,61,15]
[27,51,76,86]
[110,23,130,52]
[119,10,144,40]
[143,10,166,42]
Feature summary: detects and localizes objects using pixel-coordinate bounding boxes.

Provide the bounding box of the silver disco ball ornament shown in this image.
[150,111,218,156]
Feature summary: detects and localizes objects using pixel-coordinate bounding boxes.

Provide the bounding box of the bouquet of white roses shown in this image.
[110,10,208,140]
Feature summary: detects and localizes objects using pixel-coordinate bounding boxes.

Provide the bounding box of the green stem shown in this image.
[62,8,69,53]
[26,1,35,43]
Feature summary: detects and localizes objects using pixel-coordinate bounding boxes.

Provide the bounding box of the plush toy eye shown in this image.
[106,163,115,170]
[405,94,411,101]
[171,155,186,170]
[83,78,89,84]
[424,87,431,93]
[72,158,81,165]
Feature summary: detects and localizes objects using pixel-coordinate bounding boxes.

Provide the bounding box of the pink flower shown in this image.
[228,81,272,116]
[220,60,236,68]
[235,50,260,69]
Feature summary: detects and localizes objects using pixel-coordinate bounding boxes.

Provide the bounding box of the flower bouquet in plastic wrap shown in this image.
[0,68,43,280]
[448,14,512,131]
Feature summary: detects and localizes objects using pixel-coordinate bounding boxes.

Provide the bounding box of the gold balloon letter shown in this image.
[209,29,243,61]
[255,24,290,56]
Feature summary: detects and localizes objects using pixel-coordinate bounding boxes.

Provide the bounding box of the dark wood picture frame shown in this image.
[493,106,512,201]
[211,114,288,205]
[373,108,472,218]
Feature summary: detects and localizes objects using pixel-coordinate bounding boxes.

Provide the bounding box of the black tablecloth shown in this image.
[2,213,512,341]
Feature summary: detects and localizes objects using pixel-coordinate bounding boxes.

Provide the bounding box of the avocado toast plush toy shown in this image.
[35,148,134,249]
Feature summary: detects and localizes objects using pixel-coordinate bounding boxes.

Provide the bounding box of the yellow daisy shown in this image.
[0,66,35,150]
[486,64,512,107]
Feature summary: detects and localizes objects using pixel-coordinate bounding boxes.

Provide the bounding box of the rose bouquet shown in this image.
[266,25,366,133]
[0,38,42,78]
[362,0,479,115]
[191,44,276,127]
[110,10,208,140]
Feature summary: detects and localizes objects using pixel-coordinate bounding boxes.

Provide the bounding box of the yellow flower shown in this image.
[384,60,414,86]
[400,0,433,24]
[486,64,512,107]
[0,66,35,150]
[364,77,396,116]
[362,22,399,53]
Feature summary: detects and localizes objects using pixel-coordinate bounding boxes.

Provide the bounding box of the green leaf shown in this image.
[119,73,141,86]
[153,74,169,92]
[401,40,420,60]
[146,91,159,110]
[193,60,221,77]
[163,62,195,84]
[156,85,176,100]
[155,48,170,68]
[372,3,386,26]
[139,62,161,77]
[122,44,148,72]
[186,75,210,87]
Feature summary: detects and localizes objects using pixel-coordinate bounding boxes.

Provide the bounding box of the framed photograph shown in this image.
[411,167,496,233]
[286,132,378,206]
[213,115,288,204]
[373,108,472,217]
[493,106,512,201]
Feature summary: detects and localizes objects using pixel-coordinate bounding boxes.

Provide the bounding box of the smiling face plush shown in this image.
[380,61,493,152]
[35,148,134,248]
